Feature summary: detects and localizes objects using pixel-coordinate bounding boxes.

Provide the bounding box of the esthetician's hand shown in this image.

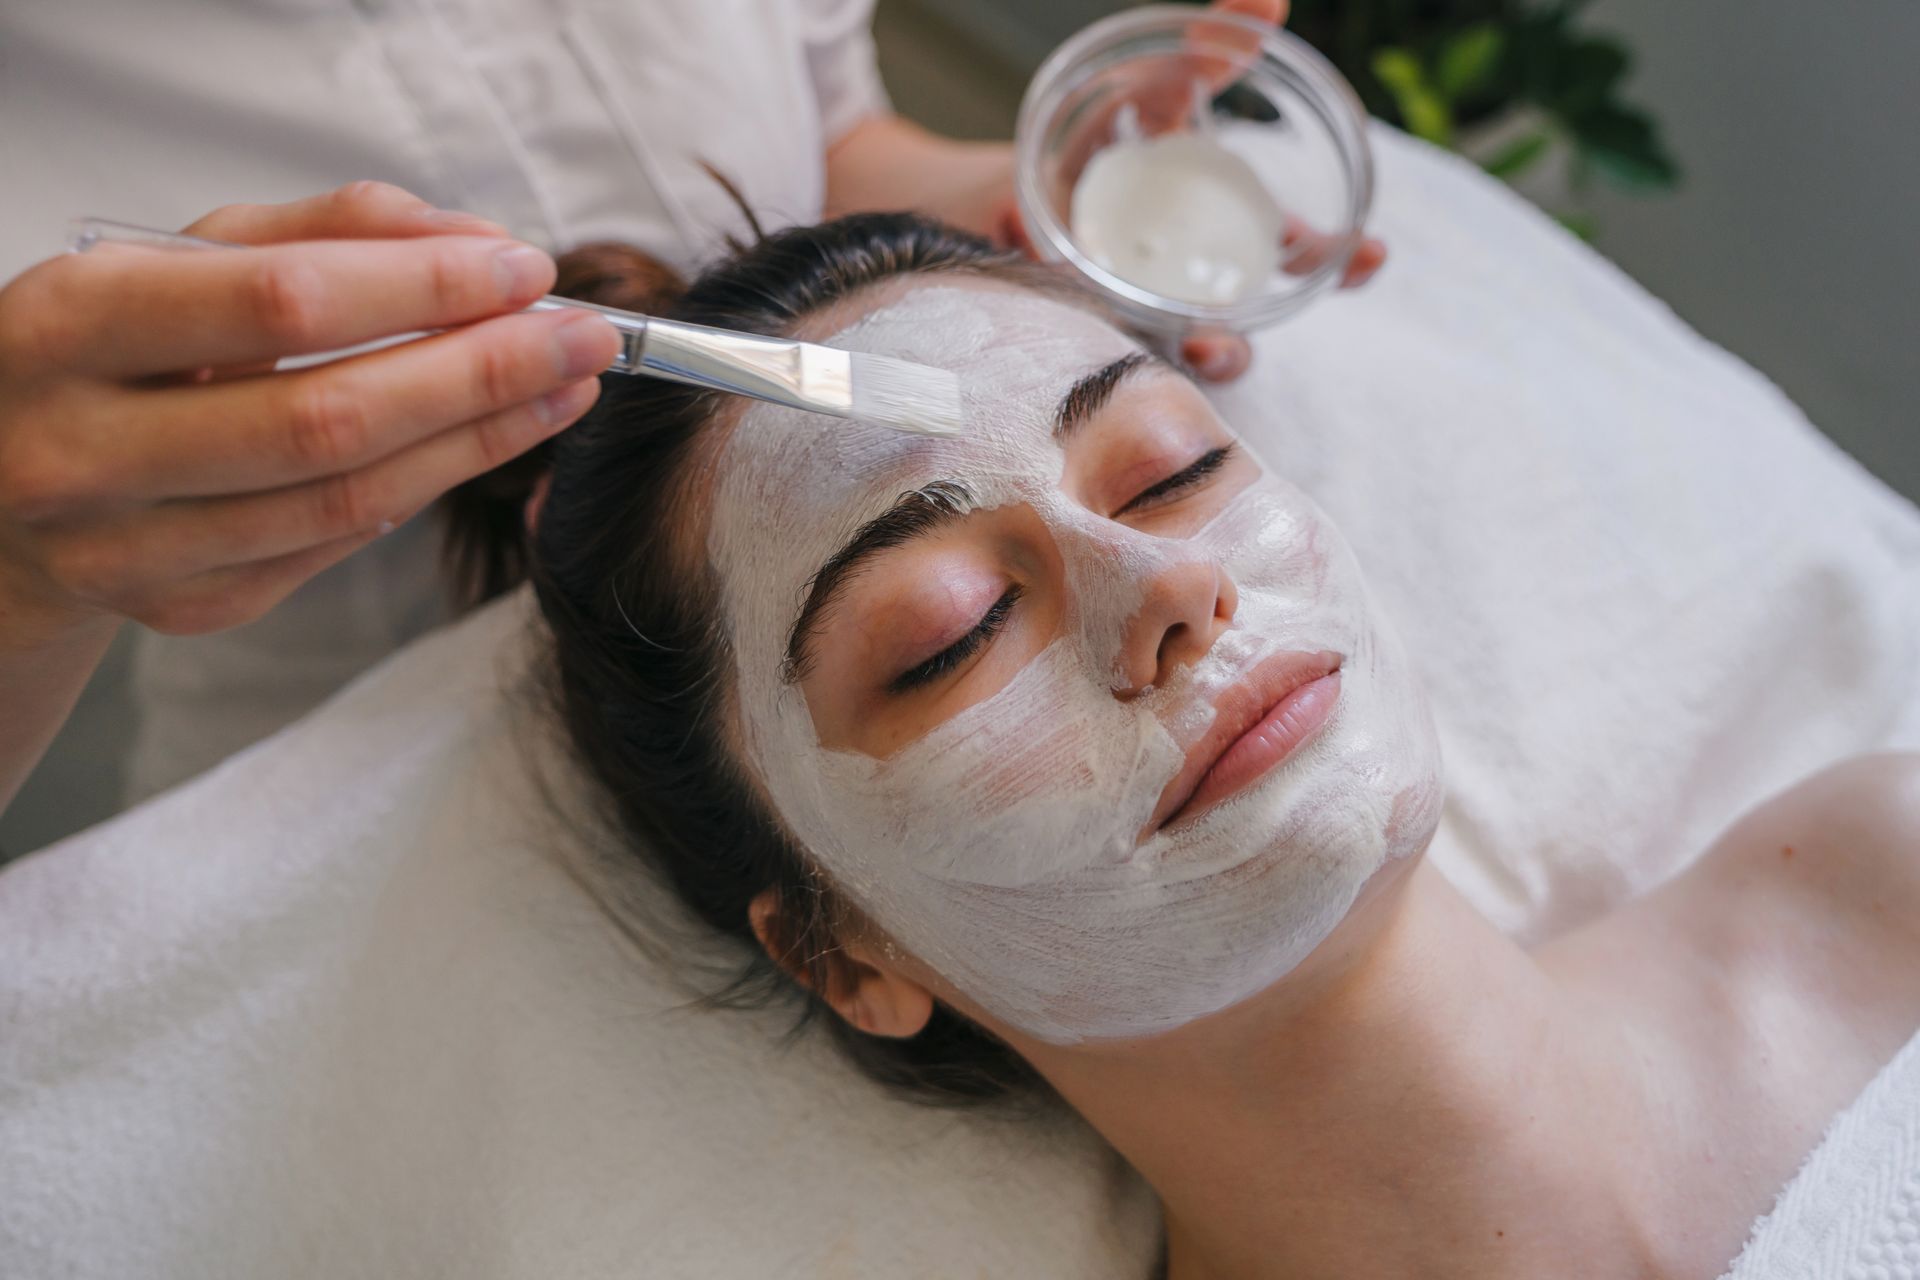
[827,0,1384,385]
[0,181,619,641]
[1103,0,1386,380]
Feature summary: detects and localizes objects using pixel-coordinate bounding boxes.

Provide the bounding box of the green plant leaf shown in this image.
[1372,46,1454,145]
[1509,12,1569,103]
[1551,37,1630,118]
[1555,210,1599,241]
[1482,130,1554,180]
[1435,23,1507,101]
[1573,104,1680,191]
[1584,141,1680,191]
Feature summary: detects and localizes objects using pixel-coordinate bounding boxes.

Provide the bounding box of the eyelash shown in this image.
[890,584,1025,694]
[1114,443,1235,516]
[883,445,1233,695]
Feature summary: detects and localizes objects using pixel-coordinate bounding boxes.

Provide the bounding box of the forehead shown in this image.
[733,282,1140,496]
[706,280,1143,677]
[713,281,1130,544]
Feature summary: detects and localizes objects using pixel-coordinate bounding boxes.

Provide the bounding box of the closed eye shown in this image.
[888,584,1025,694]
[1114,444,1236,517]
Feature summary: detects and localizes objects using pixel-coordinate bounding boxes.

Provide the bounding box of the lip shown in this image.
[1149,649,1343,833]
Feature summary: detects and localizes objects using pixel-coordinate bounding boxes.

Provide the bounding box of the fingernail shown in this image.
[418,207,509,235]
[493,242,553,300]
[1182,340,1230,378]
[535,377,600,427]
[551,312,618,379]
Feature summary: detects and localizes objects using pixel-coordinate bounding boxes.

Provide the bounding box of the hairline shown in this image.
[685,273,1156,695]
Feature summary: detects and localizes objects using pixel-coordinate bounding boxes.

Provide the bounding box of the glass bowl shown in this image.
[1014,5,1375,337]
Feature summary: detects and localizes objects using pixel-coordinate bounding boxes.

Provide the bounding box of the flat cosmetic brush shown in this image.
[67,218,966,438]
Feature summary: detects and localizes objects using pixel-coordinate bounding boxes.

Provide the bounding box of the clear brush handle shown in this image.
[522,295,648,374]
[66,216,658,373]
[523,295,817,398]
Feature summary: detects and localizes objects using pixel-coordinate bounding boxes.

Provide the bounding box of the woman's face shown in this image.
[706,281,1440,1044]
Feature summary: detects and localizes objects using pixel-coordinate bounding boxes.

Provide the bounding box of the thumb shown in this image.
[1180,331,1253,383]
[1210,0,1288,25]
[183,181,510,247]
[996,200,1037,258]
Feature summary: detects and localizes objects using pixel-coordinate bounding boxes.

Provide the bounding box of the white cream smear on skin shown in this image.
[1070,133,1285,306]
[708,286,1441,1044]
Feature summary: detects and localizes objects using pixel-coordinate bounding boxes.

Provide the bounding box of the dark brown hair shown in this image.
[444,214,1095,1105]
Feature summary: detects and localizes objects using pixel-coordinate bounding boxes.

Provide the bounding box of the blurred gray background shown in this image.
[2,0,1913,859]
[875,0,1918,499]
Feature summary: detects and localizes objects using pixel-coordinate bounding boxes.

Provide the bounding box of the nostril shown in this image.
[1215,570,1239,624]
[1155,621,1191,675]
[1152,625,1182,667]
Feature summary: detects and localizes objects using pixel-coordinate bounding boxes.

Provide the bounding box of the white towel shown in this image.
[4,125,1918,1277]
[0,592,1159,1277]
[1723,1031,1920,1279]
[1216,129,1920,939]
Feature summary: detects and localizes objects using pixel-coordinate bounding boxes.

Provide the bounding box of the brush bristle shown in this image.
[848,353,965,437]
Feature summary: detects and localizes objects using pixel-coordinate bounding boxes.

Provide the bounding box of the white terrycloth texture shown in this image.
[1722,1031,1920,1279]
[1215,127,1920,938]
[0,592,1158,1278]
[3,124,1919,1277]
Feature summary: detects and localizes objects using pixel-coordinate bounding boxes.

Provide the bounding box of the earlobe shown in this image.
[747,889,935,1039]
[848,964,935,1039]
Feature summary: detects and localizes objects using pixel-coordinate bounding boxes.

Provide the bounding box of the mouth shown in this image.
[1149,649,1343,833]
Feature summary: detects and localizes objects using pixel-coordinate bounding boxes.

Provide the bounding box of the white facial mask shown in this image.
[708,286,1441,1044]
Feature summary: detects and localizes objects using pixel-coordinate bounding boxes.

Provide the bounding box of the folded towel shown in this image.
[1214,130,1920,939]
[0,592,1160,1277]
[1723,1031,1920,1279]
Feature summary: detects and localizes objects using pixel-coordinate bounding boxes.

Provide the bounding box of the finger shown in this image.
[65,308,616,500]
[1277,222,1386,287]
[184,181,509,247]
[1211,0,1286,26]
[45,233,557,377]
[995,201,1034,257]
[1171,0,1286,116]
[1180,331,1252,382]
[1339,237,1388,288]
[1052,5,1282,191]
[121,528,382,637]
[1279,217,1381,281]
[65,377,600,582]
[1038,0,1289,217]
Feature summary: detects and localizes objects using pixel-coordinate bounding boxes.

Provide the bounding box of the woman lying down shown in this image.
[450,212,1920,1279]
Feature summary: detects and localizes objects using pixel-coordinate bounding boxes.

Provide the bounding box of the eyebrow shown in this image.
[781,479,973,684]
[778,352,1160,684]
[1054,351,1156,441]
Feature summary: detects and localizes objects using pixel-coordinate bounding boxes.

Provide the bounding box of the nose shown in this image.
[1112,555,1238,697]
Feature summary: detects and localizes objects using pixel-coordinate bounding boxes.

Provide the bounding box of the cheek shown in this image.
[829,567,1002,687]
[805,514,1069,758]
[1203,481,1333,595]
[849,636,1170,888]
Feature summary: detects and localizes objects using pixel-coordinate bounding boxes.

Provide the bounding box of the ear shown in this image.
[523,472,554,535]
[749,890,935,1039]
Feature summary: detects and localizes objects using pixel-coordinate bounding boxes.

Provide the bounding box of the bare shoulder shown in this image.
[1627,755,1920,1243]
[1699,752,1920,933]
[1661,753,1920,1054]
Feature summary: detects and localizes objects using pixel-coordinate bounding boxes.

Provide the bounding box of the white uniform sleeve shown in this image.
[791,0,892,145]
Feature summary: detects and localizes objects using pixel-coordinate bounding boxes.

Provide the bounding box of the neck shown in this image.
[1025,860,1685,1279]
